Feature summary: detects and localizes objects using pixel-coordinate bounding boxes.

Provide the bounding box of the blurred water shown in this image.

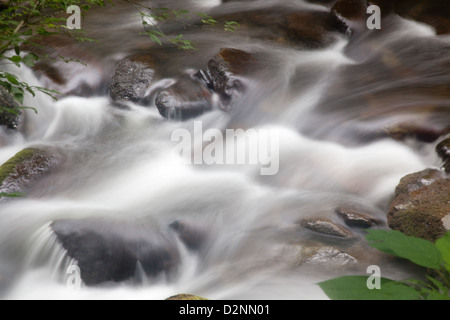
[0,0,446,300]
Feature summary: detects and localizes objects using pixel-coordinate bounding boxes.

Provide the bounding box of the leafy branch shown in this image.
[319,230,450,300]
[124,0,239,50]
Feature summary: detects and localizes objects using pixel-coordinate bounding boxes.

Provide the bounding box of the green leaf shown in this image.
[6,74,19,85]
[0,107,21,116]
[22,53,39,67]
[366,230,443,269]
[13,91,24,104]
[318,276,422,300]
[9,55,21,63]
[0,192,26,198]
[436,232,450,271]
[425,276,449,296]
[149,33,162,46]
[426,291,450,300]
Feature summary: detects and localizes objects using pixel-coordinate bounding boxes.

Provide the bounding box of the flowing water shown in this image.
[0,0,448,299]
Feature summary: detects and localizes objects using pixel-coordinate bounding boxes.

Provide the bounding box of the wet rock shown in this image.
[331,0,367,33]
[52,218,180,286]
[166,294,208,300]
[300,218,354,238]
[436,138,450,172]
[109,55,156,104]
[169,220,208,251]
[336,207,381,228]
[0,87,22,130]
[284,11,349,46]
[388,169,450,242]
[332,0,366,20]
[0,147,62,195]
[33,62,66,86]
[385,122,449,144]
[197,48,258,111]
[215,7,349,48]
[155,76,213,120]
[304,247,357,266]
[372,0,450,34]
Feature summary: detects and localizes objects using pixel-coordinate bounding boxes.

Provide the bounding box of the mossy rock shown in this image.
[0,147,62,195]
[166,294,208,301]
[388,169,450,242]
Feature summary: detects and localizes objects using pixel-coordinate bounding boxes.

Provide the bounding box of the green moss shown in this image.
[0,148,42,186]
[165,294,208,300]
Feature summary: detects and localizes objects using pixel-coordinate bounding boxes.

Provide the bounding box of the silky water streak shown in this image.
[171,121,280,176]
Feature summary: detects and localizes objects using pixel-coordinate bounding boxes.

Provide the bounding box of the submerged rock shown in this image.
[215,8,348,48]
[169,220,208,251]
[52,218,180,286]
[0,87,22,130]
[300,218,354,238]
[0,147,62,195]
[109,55,157,104]
[436,138,450,172]
[336,207,381,228]
[197,48,259,111]
[155,76,213,120]
[372,0,450,35]
[388,169,450,242]
[304,247,357,266]
[331,0,367,33]
[166,294,208,300]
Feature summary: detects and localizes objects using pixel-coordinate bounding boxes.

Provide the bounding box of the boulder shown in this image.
[196,48,259,111]
[155,76,213,120]
[0,147,62,195]
[371,0,450,35]
[169,220,208,251]
[0,87,22,130]
[214,8,348,48]
[109,55,157,104]
[436,138,450,172]
[52,218,180,286]
[331,0,367,33]
[388,169,450,242]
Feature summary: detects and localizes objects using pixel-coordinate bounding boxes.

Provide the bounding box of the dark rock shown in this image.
[197,48,259,111]
[372,0,450,34]
[332,0,367,20]
[166,294,208,300]
[0,147,63,195]
[303,247,357,266]
[155,76,213,120]
[52,218,180,286]
[331,0,367,33]
[0,87,22,130]
[300,218,354,238]
[385,122,450,143]
[436,138,450,172]
[33,62,66,86]
[109,55,157,104]
[169,220,208,251]
[388,169,450,242]
[284,11,349,46]
[336,207,381,228]
[215,8,348,48]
